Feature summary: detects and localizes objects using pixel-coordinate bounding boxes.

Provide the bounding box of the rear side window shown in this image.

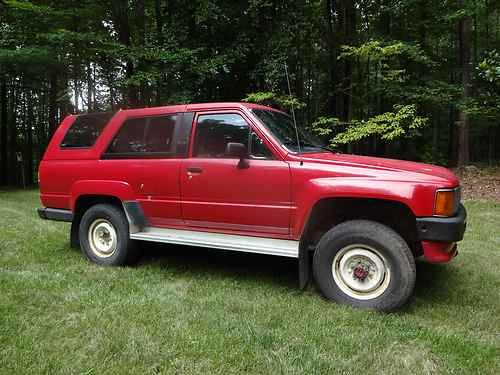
[60,112,115,148]
[104,114,184,158]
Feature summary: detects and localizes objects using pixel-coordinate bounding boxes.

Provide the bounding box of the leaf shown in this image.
[330,104,428,146]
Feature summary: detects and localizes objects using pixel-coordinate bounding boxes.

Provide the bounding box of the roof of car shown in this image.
[107,102,284,115]
[71,102,286,119]
[187,102,277,111]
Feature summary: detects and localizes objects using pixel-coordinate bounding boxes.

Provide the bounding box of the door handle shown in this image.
[187,167,203,174]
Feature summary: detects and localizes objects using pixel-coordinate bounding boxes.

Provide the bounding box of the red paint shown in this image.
[422,241,457,263]
[39,102,462,259]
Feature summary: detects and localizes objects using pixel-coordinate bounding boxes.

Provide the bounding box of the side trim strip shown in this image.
[130,227,299,258]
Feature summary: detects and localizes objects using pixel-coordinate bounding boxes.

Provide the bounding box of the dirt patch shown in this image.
[453,166,500,202]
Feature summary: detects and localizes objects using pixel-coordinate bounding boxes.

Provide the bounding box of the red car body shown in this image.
[38,102,467,305]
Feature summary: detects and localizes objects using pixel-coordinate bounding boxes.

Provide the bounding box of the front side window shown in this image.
[193,114,249,158]
[193,113,274,159]
[105,114,180,157]
[61,112,115,148]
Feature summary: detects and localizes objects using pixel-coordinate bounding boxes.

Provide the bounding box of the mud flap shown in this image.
[298,241,311,289]
[70,219,80,249]
[123,201,147,231]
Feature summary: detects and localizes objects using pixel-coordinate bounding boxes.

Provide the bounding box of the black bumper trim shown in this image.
[38,207,73,222]
[416,204,467,242]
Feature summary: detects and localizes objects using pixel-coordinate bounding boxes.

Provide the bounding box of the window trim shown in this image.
[249,131,274,160]
[100,112,187,160]
[190,110,275,160]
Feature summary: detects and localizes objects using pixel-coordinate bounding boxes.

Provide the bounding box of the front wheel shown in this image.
[313,220,416,312]
[79,203,139,266]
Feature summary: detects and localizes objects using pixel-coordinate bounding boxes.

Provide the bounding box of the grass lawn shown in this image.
[1,190,499,374]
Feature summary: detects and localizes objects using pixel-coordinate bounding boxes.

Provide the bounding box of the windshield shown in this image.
[251,109,327,153]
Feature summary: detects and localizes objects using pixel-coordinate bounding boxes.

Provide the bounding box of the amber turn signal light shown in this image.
[434,190,456,216]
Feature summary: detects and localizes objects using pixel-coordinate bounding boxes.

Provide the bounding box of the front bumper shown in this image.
[416,204,467,243]
[415,204,467,263]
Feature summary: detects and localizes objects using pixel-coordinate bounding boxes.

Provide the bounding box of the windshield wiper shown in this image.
[283,140,337,154]
[315,145,337,154]
[299,141,337,154]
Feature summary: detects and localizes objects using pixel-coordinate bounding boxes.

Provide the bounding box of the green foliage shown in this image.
[402,81,462,107]
[309,104,428,147]
[339,40,432,66]
[420,144,449,167]
[338,40,433,87]
[461,50,500,121]
[478,50,500,84]
[310,116,341,137]
[243,91,306,110]
[331,105,428,146]
[1,0,500,186]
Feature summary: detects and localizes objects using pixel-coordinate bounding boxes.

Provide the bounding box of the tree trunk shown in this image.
[111,0,138,107]
[488,126,495,166]
[108,74,115,110]
[48,73,58,137]
[155,0,165,105]
[155,0,163,44]
[135,0,146,105]
[74,78,80,112]
[87,61,93,112]
[0,75,8,185]
[26,91,34,186]
[8,80,19,186]
[473,0,478,67]
[336,0,356,121]
[457,0,471,166]
[325,0,338,116]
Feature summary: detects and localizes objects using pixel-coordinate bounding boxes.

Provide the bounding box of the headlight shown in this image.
[434,187,460,217]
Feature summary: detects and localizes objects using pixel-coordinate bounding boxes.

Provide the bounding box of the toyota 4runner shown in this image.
[38,102,467,311]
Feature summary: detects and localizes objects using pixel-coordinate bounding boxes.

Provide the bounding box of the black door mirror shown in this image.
[226,142,249,168]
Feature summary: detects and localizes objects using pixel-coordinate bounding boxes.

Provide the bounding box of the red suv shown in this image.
[38,102,466,311]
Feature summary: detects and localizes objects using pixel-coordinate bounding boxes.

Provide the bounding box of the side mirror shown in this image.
[226,142,249,169]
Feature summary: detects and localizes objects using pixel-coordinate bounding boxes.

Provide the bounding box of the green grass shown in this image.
[1,190,499,374]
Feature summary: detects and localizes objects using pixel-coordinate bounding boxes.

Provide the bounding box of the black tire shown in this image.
[313,220,416,312]
[79,203,140,266]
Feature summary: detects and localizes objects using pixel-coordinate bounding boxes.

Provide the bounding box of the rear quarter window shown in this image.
[60,112,115,148]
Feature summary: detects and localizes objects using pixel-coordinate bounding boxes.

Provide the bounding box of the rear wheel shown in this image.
[79,203,139,266]
[313,220,416,311]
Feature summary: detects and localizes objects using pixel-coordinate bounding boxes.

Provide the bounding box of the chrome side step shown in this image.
[130,227,299,258]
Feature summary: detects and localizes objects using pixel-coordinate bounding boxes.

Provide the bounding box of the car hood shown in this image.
[297,152,459,186]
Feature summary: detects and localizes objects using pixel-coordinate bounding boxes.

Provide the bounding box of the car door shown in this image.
[102,112,192,227]
[180,111,292,236]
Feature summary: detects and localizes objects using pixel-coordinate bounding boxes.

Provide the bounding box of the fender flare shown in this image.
[295,178,423,289]
[293,178,422,239]
[70,180,136,211]
[69,180,147,247]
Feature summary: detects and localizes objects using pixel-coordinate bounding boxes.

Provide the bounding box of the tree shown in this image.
[0,0,498,187]
[457,0,473,166]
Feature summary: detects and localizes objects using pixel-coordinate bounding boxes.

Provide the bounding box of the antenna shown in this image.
[284,63,303,165]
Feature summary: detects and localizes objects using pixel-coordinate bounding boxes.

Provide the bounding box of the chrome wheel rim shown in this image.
[332,244,391,300]
[88,219,117,258]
